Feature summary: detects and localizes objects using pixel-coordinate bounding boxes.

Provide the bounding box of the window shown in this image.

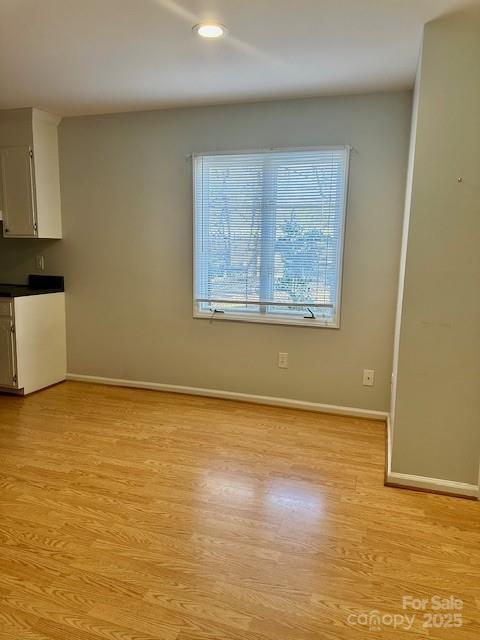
[193,147,350,328]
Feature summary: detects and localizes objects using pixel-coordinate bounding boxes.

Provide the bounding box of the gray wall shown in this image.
[391,8,480,484]
[0,92,411,411]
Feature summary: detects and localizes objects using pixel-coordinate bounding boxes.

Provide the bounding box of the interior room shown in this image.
[0,1,479,638]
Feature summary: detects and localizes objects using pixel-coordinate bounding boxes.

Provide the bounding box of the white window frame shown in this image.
[192,146,350,329]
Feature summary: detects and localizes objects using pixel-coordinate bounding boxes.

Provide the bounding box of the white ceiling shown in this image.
[0,0,477,116]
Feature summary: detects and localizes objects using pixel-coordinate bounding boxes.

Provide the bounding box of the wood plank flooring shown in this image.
[0,381,478,639]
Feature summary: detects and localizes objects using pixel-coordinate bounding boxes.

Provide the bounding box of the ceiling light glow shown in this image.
[193,23,227,39]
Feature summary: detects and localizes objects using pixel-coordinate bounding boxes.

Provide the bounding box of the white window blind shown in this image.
[193,147,350,327]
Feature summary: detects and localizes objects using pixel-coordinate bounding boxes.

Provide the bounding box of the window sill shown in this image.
[193,310,340,329]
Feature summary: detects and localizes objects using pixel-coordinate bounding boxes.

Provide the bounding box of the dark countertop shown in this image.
[0,284,64,297]
[0,275,64,298]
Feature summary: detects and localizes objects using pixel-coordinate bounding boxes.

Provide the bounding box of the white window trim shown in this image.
[192,145,350,329]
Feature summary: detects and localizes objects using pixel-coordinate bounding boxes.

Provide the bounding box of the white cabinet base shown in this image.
[0,293,66,395]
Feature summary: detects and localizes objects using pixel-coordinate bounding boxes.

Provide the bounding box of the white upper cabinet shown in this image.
[0,108,62,239]
[0,146,36,237]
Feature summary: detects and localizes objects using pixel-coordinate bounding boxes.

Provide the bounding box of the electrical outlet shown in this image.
[35,255,45,271]
[278,352,289,369]
[363,369,375,386]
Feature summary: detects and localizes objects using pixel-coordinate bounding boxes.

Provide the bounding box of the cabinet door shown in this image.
[0,146,37,237]
[0,318,16,387]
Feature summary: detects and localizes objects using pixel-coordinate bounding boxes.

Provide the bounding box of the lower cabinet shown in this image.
[0,293,66,395]
[0,312,16,387]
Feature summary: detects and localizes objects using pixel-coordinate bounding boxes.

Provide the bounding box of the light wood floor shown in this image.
[0,382,478,640]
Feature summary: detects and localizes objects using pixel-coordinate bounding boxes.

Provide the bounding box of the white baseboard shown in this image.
[66,373,388,421]
[385,414,478,499]
[386,471,479,499]
[66,374,478,499]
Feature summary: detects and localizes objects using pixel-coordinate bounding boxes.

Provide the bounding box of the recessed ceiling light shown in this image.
[193,23,227,39]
